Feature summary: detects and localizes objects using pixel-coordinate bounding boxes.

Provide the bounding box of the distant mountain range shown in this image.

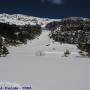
[0,13,60,28]
[0,13,90,28]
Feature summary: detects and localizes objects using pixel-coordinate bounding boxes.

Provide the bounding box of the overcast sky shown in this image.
[0,0,90,18]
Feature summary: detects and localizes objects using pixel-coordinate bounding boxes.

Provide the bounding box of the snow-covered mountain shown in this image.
[0,13,89,29]
[0,13,60,28]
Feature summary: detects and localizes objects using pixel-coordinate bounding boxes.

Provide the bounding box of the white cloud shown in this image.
[41,0,63,5]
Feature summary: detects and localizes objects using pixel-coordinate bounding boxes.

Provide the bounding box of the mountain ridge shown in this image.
[0,13,90,29]
[0,13,60,28]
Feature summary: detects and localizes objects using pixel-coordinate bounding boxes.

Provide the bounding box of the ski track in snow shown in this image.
[0,30,90,90]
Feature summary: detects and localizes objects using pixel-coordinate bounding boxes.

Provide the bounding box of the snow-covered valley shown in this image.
[0,29,90,90]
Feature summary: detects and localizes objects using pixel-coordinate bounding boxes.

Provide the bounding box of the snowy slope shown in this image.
[0,30,90,90]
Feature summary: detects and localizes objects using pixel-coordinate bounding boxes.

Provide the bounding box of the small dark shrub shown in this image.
[64,49,71,57]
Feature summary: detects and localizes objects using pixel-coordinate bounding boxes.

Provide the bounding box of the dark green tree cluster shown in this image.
[50,18,86,44]
[77,30,90,57]
[0,36,9,57]
[48,17,90,57]
[0,23,42,57]
[46,21,62,31]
